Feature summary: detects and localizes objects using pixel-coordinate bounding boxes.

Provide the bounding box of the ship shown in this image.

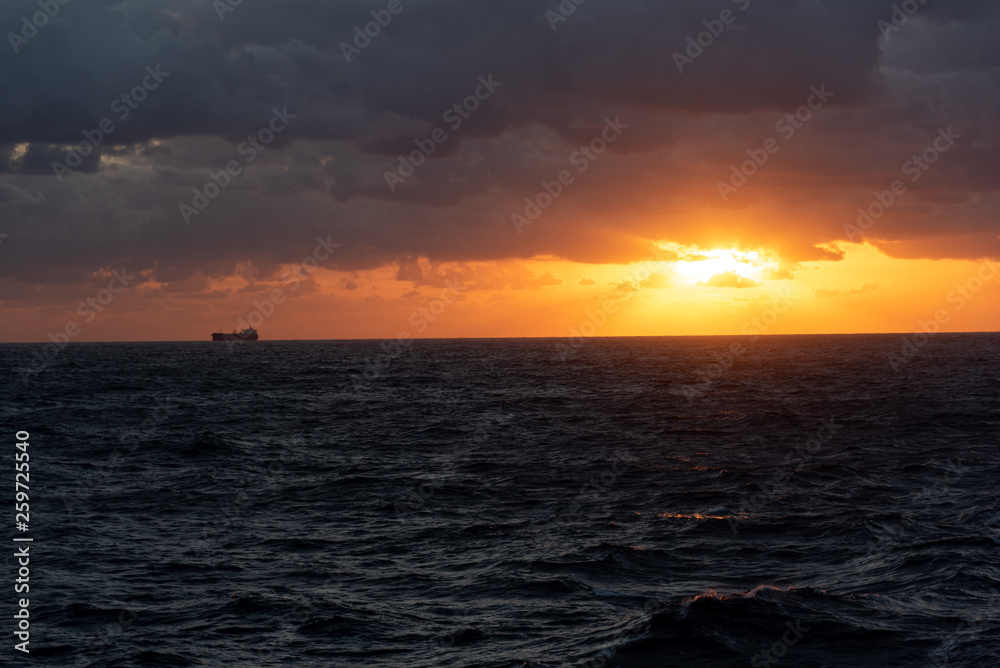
[212,327,259,342]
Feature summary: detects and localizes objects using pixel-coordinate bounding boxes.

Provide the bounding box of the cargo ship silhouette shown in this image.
[211,327,258,341]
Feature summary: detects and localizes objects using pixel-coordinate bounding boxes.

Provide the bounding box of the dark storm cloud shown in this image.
[0,0,998,291]
[0,0,887,147]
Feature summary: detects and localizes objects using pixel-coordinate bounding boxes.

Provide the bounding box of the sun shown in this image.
[654,243,777,285]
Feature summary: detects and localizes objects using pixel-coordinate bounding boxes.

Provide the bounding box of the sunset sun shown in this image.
[656,244,776,286]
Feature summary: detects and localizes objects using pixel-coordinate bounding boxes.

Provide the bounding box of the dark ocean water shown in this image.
[2,334,1000,667]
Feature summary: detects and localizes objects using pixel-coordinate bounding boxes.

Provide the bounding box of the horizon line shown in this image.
[2,330,999,344]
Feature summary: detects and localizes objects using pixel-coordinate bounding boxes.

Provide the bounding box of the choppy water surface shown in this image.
[2,334,999,667]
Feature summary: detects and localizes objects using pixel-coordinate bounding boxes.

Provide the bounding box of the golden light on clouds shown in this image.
[1,238,996,342]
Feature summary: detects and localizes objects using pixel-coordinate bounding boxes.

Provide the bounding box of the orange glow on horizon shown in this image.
[1,241,997,342]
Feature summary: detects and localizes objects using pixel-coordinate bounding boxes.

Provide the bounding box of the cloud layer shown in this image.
[1,0,998,300]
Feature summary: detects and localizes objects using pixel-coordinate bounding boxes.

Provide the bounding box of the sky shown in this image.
[0,0,998,342]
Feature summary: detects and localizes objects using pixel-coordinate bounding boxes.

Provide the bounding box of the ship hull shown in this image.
[212,333,259,341]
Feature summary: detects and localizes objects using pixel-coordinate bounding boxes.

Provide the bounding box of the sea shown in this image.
[2,333,999,667]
